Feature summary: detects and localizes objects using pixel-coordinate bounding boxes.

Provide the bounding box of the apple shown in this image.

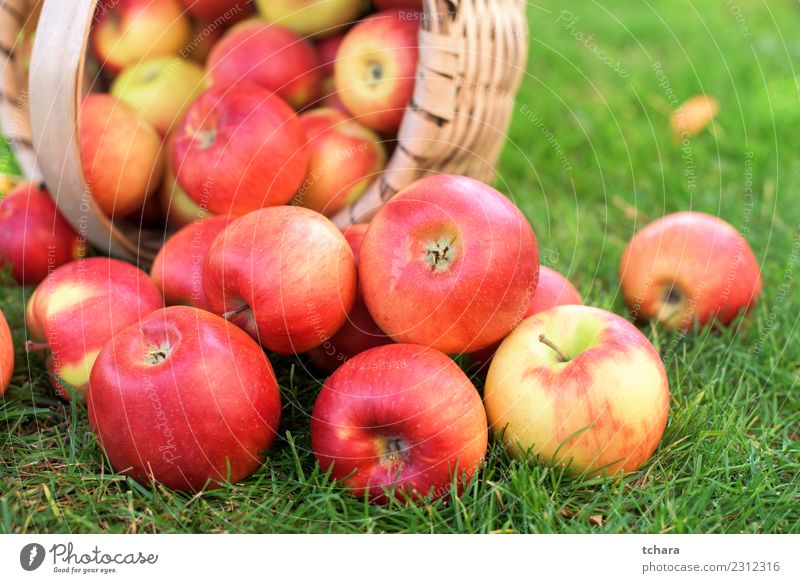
[620,211,761,330]
[92,0,192,73]
[307,224,392,372]
[256,0,363,39]
[80,94,165,218]
[311,343,487,504]
[161,130,210,228]
[150,215,233,310]
[485,305,670,475]
[297,108,386,216]
[179,0,252,23]
[470,265,582,366]
[172,83,309,216]
[203,206,357,354]
[88,306,281,492]
[316,34,344,77]
[359,174,539,354]
[25,258,164,399]
[0,181,85,286]
[374,0,422,8]
[0,310,12,397]
[207,22,322,110]
[334,10,419,134]
[111,57,207,136]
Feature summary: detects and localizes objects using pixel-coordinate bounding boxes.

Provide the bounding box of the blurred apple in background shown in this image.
[307,223,392,372]
[360,174,539,354]
[0,310,12,396]
[207,22,321,109]
[334,10,419,134]
[173,83,309,215]
[620,211,761,330]
[25,258,163,399]
[89,306,281,492]
[150,215,233,310]
[297,108,385,216]
[80,94,165,218]
[0,181,85,286]
[256,0,364,39]
[203,206,357,354]
[311,343,488,504]
[111,57,207,136]
[485,305,670,476]
[92,0,191,73]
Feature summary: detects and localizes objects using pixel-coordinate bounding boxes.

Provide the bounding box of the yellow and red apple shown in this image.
[25,258,164,399]
[485,305,670,476]
[620,211,761,330]
[256,0,364,39]
[297,108,385,216]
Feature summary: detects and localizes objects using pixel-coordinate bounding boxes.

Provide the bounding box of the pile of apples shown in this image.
[0,0,764,503]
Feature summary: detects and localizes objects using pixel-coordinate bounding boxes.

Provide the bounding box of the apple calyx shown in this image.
[145,342,172,365]
[365,60,383,86]
[378,436,407,469]
[25,340,50,353]
[424,236,458,274]
[538,334,569,363]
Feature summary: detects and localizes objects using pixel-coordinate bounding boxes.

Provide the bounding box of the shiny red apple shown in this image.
[311,343,488,503]
[88,306,281,492]
[0,310,12,396]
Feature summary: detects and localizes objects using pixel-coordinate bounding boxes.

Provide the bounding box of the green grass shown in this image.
[2,0,799,533]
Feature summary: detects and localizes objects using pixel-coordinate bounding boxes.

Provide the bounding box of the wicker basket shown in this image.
[1,0,528,262]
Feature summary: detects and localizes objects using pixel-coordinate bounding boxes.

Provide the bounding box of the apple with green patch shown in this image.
[25,258,163,400]
[485,305,670,475]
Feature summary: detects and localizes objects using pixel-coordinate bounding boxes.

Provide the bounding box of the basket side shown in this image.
[331,0,529,227]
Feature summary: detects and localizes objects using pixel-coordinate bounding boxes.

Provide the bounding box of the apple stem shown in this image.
[25,340,49,353]
[223,304,250,321]
[538,334,569,363]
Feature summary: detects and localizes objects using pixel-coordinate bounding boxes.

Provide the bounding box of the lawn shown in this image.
[1,0,798,534]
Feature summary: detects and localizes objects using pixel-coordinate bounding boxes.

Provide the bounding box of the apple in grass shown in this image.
[92,0,192,74]
[173,83,309,216]
[0,181,85,286]
[307,224,392,372]
[25,258,164,400]
[297,108,386,217]
[334,10,419,134]
[111,57,207,136]
[88,306,281,492]
[359,174,539,354]
[150,215,233,310]
[256,0,364,39]
[485,305,670,475]
[204,206,357,354]
[311,343,487,503]
[0,310,12,396]
[207,23,322,110]
[620,211,761,330]
[81,94,165,218]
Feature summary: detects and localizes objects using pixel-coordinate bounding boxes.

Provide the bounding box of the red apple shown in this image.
[25,258,164,399]
[173,83,309,216]
[307,224,392,372]
[620,211,761,330]
[92,0,192,73]
[80,94,165,218]
[88,306,281,492]
[111,57,207,136]
[297,108,386,216]
[0,310,12,396]
[334,10,419,133]
[470,265,582,366]
[311,343,487,504]
[207,23,322,110]
[203,206,357,354]
[256,0,364,39]
[374,0,422,8]
[359,174,539,354]
[485,305,670,475]
[179,0,251,23]
[316,34,344,78]
[150,215,233,310]
[0,181,84,286]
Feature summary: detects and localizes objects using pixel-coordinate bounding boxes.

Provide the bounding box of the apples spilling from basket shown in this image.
[0,0,764,503]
